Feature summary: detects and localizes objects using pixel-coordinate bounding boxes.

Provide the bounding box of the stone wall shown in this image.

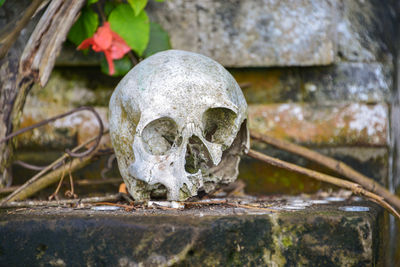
[146,0,399,194]
[147,0,396,67]
[12,0,399,264]
[21,0,398,194]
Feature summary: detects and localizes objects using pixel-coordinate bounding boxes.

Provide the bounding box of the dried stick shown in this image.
[64,161,78,199]
[94,202,135,211]
[13,160,48,171]
[247,149,400,219]
[0,0,85,188]
[0,132,108,205]
[0,186,19,194]
[0,194,121,208]
[0,106,104,158]
[0,178,123,194]
[184,200,228,206]
[225,202,277,212]
[48,160,67,200]
[250,131,400,212]
[76,177,122,186]
[1,151,91,204]
[20,0,86,86]
[0,0,45,59]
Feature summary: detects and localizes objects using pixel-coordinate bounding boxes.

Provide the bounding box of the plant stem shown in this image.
[0,131,108,205]
[0,0,45,59]
[0,194,120,208]
[250,131,400,212]
[96,2,106,23]
[247,149,400,220]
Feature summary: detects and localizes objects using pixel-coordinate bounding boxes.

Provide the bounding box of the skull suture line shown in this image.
[109,50,249,201]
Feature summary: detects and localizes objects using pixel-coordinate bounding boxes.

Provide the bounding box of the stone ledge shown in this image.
[249,103,388,146]
[232,62,392,104]
[31,64,392,111]
[145,0,396,67]
[11,146,388,196]
[336,0,396,63]
[54,1,397,67]
[147,0,335,67]
[0,197,384,266]
[17,102,389,149]
[300,63,392,104]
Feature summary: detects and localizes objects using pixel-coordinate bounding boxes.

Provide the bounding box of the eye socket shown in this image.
[202,108,237,145]
[142,117,181,155]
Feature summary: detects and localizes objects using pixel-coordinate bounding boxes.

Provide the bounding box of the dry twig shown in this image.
[78,177,122,185]
[0,0,86,188]
[247,149,400,219]
[0,0,46,59]
[64,161,78,199]
[13,160,48,171]
[94,202,135,211]
[0,131,108,205]
[226,202,277,212]
[0,106,105,203]
[0,194,121,208]
[0,178,122,195]
[184,200,228,206]
[48,160,67,201]
[250,131,400,212]
[0,106,104,158]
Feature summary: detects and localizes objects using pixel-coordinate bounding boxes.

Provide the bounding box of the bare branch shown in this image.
[0,106,104,158]
[0,194,121,208]
[247,149,400,220]
[0,0,46,59]
[0,131,108,205]
[19,0,86,86]
[250,131,400,212]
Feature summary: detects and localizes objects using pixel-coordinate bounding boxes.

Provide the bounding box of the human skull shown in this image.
[109,50,249,201]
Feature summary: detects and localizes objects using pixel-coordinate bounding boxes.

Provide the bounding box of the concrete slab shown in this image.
[0,196,384,266]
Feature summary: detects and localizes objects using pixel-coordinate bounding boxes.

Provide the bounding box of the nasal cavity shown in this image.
[184,135,213,174]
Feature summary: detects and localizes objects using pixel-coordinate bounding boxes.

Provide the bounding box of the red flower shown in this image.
[77,22,130,75]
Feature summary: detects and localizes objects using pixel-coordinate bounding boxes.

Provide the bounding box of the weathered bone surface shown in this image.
[109,50,249,201]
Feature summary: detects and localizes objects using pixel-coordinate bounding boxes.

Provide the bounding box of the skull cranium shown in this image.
[109,50,249,201]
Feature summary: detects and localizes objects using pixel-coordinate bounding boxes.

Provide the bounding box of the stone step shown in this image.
[56,0,396,67]
[249,103,388,147]
[18,102,388,149]
[50,62,392,105]
[19,62,391,149]
[11,146,388,198]
[11,144,388,197]
[232,62,392,104]
[15,101,389,195]
[32,63,394,106]
[0,196,386,266]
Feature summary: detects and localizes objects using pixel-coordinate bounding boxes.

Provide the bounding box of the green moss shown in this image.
[238,157,324,195]
[281,236,292,248]
[178,217,274,266]
[272,212,373,267]
[29,67,120,107]
[229,68,300,104]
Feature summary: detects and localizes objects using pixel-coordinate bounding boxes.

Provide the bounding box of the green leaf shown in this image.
[87,0,98,6]
[127,0,148,16]
[67,7,98,46]
[143,22,171,58]
[155,0,165,2]
[0,0,5,8]
[109,4,150,56]
[101,55,133,76]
